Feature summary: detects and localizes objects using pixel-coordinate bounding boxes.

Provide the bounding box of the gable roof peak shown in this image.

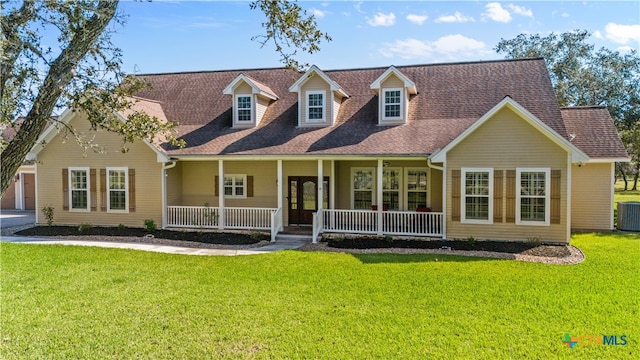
[370,65,417,94]
[288,65,349,98]
[222,73,278,100]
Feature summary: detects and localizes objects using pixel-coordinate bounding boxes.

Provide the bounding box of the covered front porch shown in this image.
[162,157,444,242]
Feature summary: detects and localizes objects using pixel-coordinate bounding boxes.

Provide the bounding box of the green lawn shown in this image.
[1,232,638,359]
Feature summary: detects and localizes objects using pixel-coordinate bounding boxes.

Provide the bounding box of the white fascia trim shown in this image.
[370,66,417,95]
[288,65,349,98]
[223,74,278,100]
[586,157,631,163]
[172,155,430,162]
[430,97,590,163]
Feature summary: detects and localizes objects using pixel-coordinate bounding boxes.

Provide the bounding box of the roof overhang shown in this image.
[370,66,417,95]
[223,73,278,100]
[288,65,349,98]
[430,96,590,164]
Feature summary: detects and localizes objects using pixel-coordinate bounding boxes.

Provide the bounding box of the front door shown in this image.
[23,173,35,210]
[288,176,329,225]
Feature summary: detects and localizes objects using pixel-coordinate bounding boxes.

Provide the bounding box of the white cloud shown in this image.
[380,34,487,60]
[435,11,475,23]
[593,30,603,39]
[482,2,512,23]
[604,23,640,44]
[406,14,428,25]
[367,12,396,27]
[508,4,533,18]
[310,8,326,18]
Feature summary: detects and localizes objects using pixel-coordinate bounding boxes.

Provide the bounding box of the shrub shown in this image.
[78,223,93,233]
[117,224,126,231]
[41,205,54,226]
[144,219,157,232]
[384,235,393,243]
[249,230,267,241]
[467,235,476,245]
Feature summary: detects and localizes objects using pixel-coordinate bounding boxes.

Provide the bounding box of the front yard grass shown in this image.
[1,232,638,359]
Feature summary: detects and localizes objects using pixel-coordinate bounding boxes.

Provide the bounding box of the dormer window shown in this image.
[223,74,278,129]
[236,95,252,122]
[307,91,325,122]
[383,89,402,120]
[289,65,349,127]
[370,66,417,125]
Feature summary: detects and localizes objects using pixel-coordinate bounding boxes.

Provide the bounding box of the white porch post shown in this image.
[277,159,283,230]
[330,160,335,210]
[317,159,323,212]
[377,159,383,236]
[161,167,166,229]
[218,159,225,230]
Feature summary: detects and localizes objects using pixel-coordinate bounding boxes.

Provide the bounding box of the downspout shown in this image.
[162,161,177,229]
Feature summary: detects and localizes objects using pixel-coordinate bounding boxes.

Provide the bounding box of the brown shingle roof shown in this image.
[561,106,629,159]
[134,58,570,156]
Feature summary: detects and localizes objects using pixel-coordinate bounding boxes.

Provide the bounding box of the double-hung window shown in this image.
[236,95,252,122]
[462,168,493,224]
[107,167,128,212]
[224,174,246,198]
[352,168,374,209]
[383,88,402,120]
[517,168,550,225]
[382,168,401,210]
[69,167,89,211]
[306,91,325,122]
[406,168,428,210]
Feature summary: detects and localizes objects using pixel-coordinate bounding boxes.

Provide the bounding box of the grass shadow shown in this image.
[351,252,509,264]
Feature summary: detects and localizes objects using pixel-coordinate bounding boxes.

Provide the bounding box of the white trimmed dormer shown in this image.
[223,74,278,128]
[370,66,417,125]
[288,65,349,127]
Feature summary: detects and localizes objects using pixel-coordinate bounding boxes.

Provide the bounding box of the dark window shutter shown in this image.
[506,170,516,223]
[451,170,460,221]
[215,176,219,196]
[129,169,135,212]
[247,176,254,197]
[100,169,107,211]
[90,169,97,211]
[494,170,503,223]
[62,168,69,210]
[550,170,561,224]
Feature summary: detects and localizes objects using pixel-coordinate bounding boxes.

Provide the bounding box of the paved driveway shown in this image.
[0,210,36,229]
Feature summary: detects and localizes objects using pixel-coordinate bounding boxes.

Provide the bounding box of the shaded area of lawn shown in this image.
[1,232,638,359]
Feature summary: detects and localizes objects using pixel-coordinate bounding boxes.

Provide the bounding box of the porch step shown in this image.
[275,233,313,242]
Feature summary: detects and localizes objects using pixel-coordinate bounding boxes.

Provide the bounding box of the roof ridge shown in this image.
[560,105,608,110]
[134,57,546,77]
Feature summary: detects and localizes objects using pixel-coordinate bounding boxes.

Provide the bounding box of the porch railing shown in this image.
[166,206,277,232]
[318,209,443,238]
[271,207,283,242]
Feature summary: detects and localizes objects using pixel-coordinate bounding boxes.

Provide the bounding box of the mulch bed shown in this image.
[327,236,571,257]
[15,226,265,245]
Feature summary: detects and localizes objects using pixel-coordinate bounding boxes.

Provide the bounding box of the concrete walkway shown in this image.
[0,236,308,256]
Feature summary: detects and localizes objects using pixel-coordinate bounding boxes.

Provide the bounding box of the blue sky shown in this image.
[112,1,640,74]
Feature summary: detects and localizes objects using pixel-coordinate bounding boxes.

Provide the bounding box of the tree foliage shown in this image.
[495,29,640,189]
[0,0,330,195]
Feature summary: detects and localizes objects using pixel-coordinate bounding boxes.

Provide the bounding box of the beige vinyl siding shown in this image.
[571,163,614,230]
[380,74,404,88]
[256,96,270,125]
[446,107,569,243]
[332,94,341,125]
[36,113,163,227]
[180,160,278,208]
[165,162,183,206]
[299,76,331,126]
[430,168,443,212]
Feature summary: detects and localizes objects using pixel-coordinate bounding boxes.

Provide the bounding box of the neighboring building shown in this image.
[28,58,629,243]
[1,124,36,210]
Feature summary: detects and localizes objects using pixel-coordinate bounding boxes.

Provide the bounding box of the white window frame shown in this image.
[351,167,375,209]
[69,167,90,212]
[235,94,253,122]
[106,167,128,213]
[516,168,550,226]
[382,88,403,121]
[405,167,428,211]
[223,174,247,199]
[306,90,326,123]
[382,167,402,211]
[461,168,493,224]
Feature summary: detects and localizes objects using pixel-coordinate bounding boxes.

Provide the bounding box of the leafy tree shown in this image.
[0,0,329,195]
[495,30,640,189]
